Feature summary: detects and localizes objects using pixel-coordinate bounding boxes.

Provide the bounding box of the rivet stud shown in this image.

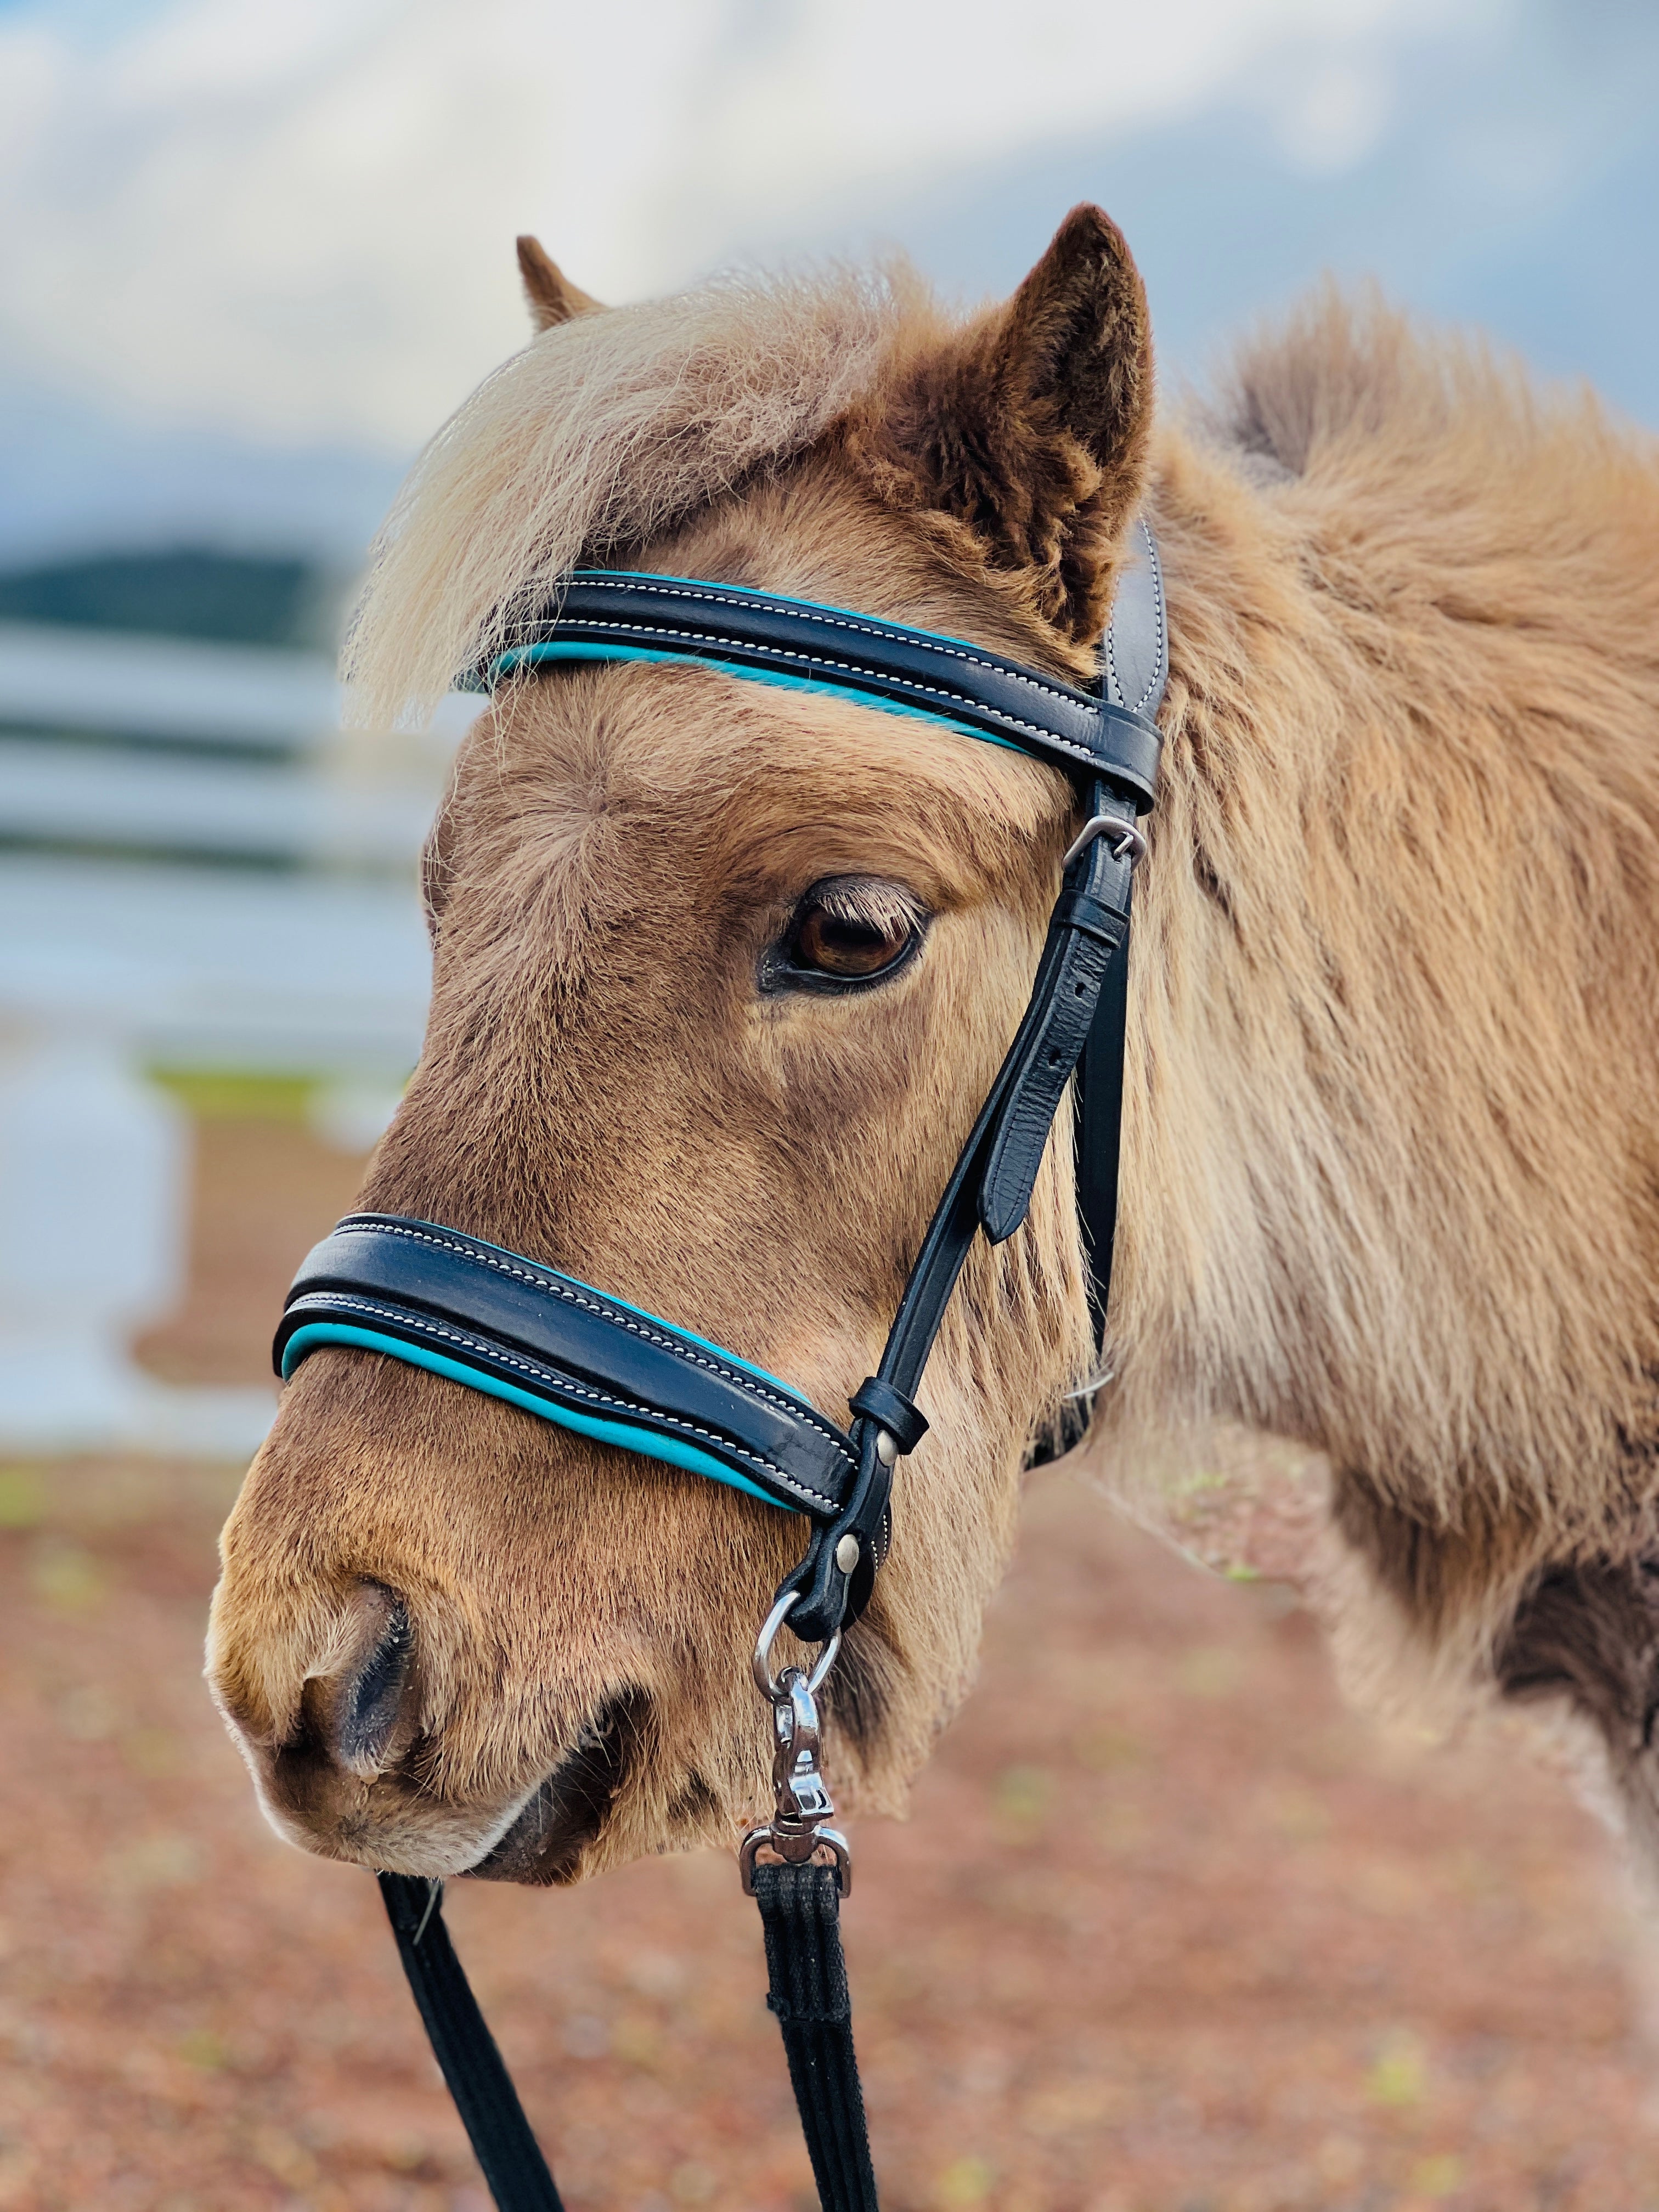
[875,1430,899,1468]
[834,1533,860,1574]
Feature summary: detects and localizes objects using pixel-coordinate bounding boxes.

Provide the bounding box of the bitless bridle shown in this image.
[276,527,1167,2211]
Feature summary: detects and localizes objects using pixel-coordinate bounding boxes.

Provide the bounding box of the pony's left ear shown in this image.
[857,205,1153,641]
[516,235,603,331]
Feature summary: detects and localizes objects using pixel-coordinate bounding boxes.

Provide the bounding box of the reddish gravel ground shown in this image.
[2,1118,1658,2212]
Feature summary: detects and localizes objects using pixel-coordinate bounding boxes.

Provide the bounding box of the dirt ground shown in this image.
[3,1117,1658,2212]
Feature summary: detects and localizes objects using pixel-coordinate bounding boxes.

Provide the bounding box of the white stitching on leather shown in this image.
[521,613,1109,768]
[291,1294,840,1514]
[1104,520,1166,720]
[1131,517,1166,719]
[568,575,1088,713]
[336,1219,855,1465]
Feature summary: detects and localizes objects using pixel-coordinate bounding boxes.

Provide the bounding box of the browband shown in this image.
[280,531,1166,1632]
[482,565,1160,815]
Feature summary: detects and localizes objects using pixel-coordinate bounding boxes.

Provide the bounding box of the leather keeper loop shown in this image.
[847,1378,928,1455]
[1053,885,1131,950]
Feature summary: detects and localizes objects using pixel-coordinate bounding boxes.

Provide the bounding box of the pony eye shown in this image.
[770,878,926,991]
[793,905,910,978]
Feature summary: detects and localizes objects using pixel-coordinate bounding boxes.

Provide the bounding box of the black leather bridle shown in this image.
[275,526,1167,2211]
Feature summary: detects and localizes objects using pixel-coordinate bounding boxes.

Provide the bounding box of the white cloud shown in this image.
[0,0,1476,452]
[1267,52,1396,173]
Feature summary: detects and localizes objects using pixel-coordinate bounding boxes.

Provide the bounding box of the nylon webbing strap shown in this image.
[379,1875,564,2212]
[752,1863,880,2212]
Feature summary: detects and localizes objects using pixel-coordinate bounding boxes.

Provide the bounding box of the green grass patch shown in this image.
[147,1068,318,1121]
[0,1466,46,1528]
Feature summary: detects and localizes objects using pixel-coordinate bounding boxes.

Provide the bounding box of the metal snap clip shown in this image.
[739,1657,851,1898]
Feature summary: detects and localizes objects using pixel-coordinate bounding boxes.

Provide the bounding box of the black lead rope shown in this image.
[380,1864,873,2212]
[752,1863,879,2212]
[379,1874,564,2212]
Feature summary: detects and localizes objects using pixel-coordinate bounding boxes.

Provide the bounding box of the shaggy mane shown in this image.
[1206,280,1630,486]
[344,264,922,729]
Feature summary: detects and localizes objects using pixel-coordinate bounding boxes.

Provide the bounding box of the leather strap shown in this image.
[487,571,1159,814]
[781,781,1133,1640]
[779,527,1165,1637]
[278,1217,859,1521]
[1075,517,1164,1326]
[1074,917,1133,1335]
[1101,517,1168,721]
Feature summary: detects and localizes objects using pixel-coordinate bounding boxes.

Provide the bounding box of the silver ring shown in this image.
[752,1590,842,1701]
[1063,812,1147,870]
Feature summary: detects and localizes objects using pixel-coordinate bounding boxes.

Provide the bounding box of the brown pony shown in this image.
[208,208,1659,1896]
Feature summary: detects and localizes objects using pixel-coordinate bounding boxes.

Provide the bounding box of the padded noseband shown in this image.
[278,1214,859,1518]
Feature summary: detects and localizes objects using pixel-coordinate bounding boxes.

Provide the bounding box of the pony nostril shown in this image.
[334,1592,414,1777]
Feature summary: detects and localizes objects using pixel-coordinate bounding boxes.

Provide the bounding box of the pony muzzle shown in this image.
[212,1572,651,1882]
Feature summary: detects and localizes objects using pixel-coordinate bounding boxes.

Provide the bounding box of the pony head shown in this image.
[207,208,1158,1880]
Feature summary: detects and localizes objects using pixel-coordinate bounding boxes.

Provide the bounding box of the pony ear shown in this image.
[515,235,603,332]
[860,205,1153,641]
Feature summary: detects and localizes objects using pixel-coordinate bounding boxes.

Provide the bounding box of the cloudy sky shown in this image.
[1,0,1654,561]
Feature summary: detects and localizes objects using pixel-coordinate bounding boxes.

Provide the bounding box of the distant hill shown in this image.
[0,549,346,652]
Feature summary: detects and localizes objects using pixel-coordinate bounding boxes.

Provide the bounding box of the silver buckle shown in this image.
[1063,811,1146,870]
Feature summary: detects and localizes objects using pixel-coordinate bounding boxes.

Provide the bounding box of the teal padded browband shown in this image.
[489,637,1025,757]
[474,567,1163,811]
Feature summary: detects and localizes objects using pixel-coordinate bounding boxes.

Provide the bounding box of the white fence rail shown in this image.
[0,620,460,1456]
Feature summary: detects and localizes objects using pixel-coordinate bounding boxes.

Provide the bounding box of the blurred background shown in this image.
[2,2,1658,2207]
[3,0,1657,1454]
